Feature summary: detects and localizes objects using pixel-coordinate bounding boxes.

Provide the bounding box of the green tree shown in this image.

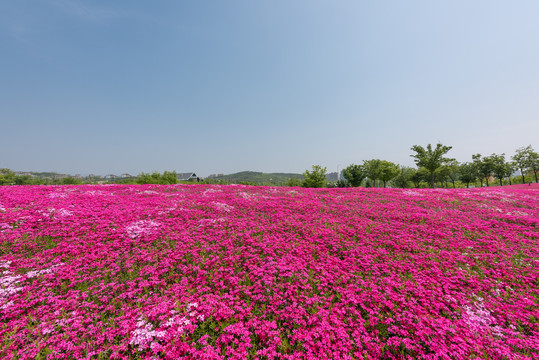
[363,159,382,187]
[378,161,400,187]
[511,145,533,184]
[472,154,484,187]
[162,171,178,184]
[511,145,539,183]
[335,179,350,188]
[302,165,327,188]
[0,168,16,185]
[392,167,415,188]
[136,172,160,184]
[435,166,451,188]
[14,174,33,185]
[473,154,495,187]
[410,143,454,188]
[61,177,82,185]
[488,153,509,186]
[341,164,366,187]
[529,149,539,183]
[410,168,428,188]
[285,177,302,187]
[505,161,516,185]
[445,160,460,188]
[459,162,477,188]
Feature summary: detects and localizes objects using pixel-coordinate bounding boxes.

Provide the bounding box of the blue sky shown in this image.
[1,1,538,176]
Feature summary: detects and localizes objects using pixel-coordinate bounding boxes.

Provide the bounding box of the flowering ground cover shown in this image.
[0,184,538,359]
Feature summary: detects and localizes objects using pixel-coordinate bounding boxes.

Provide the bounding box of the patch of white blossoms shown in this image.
[130,317,167,351]
[0,261,23,311]
[203,188,221,196]
[46,192,67,199]
[26,263,64,278]
[125,220,160,239]
[130,303,205,352]
[1,261,64,313]
[56,209,73,218]
[463,297,503,337]
[213,202,233,212]
[0,223,13,232]
[402,190,423,197]
[138,190,159,195]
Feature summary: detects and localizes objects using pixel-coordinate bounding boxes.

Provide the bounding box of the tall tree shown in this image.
[341,164,366,187]
[445,160,460,188]
[473,154,496,187]
[472,154,484,187]
[436,161,459,188]
[459,162,477,188]
[363,159,382,187]
[409,168,428,188]
[529,149,539,183]
[512,145,533,184]
[286,177,303,187]
[162,171,178,184]
[434,167,448,188]
[392,167,415,188]
[505,161,516,185]
[410,143,454,188]
[0,168,16,185]
[302,165,327,188]
[488,153,508,186]
[378,161,400,187]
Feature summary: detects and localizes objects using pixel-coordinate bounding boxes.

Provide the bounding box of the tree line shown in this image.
[2,144,538,188]
[299,144,539,188]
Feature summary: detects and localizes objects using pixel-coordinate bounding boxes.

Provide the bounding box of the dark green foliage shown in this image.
[341,164,365,187]
[136,171,177,185]
[362,159,382,187]
[378,161,400,187]
[392,167,415,188]
[473,154,495,187]
[286,177,303,187]
[61,177,83,185]
[410,143,454,188]
[302,165,327,188]
[459,162,477,188]
[487,153,511,186]
[0,168,16,185]
[210,171,303,186]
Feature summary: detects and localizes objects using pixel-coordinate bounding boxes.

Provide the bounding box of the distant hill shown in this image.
[209,171,303,185]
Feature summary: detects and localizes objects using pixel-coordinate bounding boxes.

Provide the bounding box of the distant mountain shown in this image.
[208,171,303,185]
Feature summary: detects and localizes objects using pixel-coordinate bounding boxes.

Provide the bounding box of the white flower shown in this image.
[126,220,160,238]
[464,298,503,337]
[0,223,14,232]
[26,263,63,278]
[47,192,67,199]
[403,190,423,196]
[56,209,73,217]
[130,318,168,351]
[213,202,233,212]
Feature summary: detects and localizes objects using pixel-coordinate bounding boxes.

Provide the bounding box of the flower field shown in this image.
[0,184,538,360]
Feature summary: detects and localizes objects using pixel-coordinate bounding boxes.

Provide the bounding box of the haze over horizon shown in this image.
[2,1,538,177]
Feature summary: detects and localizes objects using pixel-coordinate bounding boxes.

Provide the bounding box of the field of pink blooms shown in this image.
[0,184,538,360]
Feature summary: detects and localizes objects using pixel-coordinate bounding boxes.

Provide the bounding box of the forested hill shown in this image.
[209,171,303,185]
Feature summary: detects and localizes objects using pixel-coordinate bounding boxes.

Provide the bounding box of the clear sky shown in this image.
[1,1,538,176]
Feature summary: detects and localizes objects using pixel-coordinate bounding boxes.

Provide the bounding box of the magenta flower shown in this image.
[0,184,537,359]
